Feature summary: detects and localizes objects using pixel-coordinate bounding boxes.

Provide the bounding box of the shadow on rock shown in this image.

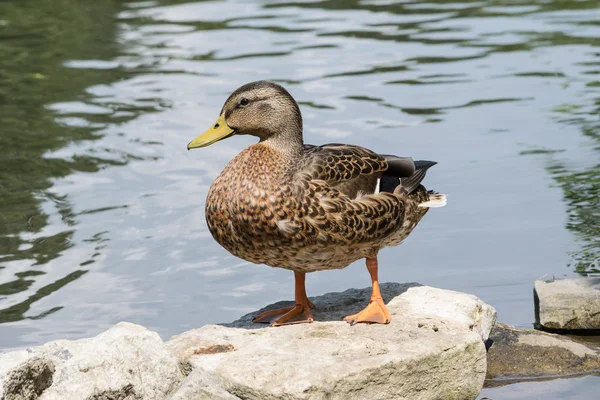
[222,282,421,329]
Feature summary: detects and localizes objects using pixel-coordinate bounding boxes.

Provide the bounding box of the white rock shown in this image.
[534,277,600,330]
[397,286,497,341]
[0,322,183,400]
[166,284,496,400]
[0,285,497,400]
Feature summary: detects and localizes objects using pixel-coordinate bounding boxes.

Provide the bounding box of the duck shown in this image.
[187,81,445,327]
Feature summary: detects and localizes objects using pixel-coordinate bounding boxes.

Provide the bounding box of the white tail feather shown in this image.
[374,178,381,194]
[418,193,447,208]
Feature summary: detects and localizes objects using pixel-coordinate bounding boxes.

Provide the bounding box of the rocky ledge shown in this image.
[0,283,497,400]
[534,277,600,331]
[486,322,600,387]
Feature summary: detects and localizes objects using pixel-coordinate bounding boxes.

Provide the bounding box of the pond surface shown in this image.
[1,0,599,396]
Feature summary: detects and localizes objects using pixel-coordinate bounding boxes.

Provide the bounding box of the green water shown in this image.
[0,0,599,397]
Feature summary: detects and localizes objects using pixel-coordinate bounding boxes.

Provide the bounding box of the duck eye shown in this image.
[239,98,250,106]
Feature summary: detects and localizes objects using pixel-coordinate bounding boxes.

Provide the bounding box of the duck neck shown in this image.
[261,126,304,159]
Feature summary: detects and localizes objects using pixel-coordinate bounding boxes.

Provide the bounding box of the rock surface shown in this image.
[166,369,239,400]
[486,322,600,386]
[0,322,184,400]
[0,284,496,400]
[166,283,496,400]
[534,277,600,330]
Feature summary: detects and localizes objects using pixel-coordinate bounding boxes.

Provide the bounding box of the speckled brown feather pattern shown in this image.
[298,143,388,184]
[205,142,433,273]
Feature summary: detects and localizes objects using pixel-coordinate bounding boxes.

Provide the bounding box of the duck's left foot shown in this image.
[343,298,391,325]
[253,304,314,326]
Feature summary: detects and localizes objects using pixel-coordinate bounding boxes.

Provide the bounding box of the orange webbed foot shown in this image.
[252,271,315,327]
[253,304,314,326]
[252,306,294,324]
[343,298,391,325]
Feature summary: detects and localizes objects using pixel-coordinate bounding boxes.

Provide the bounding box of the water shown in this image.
[479,374,600,399]
[0,0,599,396]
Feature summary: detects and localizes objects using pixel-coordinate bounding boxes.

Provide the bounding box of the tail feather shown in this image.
[399,160,436,194]
[381,159,437,195]
[418,192,447,208]
[400,161,437,194]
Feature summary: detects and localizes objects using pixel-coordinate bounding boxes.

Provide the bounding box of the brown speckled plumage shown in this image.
[200,81,441,274]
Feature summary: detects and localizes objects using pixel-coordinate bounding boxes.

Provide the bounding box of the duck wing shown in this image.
[299,143,389,184]
[281,144,433,247]
[300,143,433,195]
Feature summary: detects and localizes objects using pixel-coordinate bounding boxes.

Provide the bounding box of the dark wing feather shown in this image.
[380,160,437,194]
[400,160,437,194]
[381,155,415,177]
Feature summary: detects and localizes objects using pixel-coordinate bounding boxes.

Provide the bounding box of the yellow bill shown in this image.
[187,114,235,150]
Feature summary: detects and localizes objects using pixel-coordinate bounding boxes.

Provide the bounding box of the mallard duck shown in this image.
[188,81,445,326]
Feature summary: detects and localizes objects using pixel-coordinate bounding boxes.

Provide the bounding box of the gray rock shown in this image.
[224,282,420,329]
[166,369,240,400]
[534,277,600,330]
[0,357,54,400]
[0,322,183,400]
[167,284,496,400]
[486,322,600,385]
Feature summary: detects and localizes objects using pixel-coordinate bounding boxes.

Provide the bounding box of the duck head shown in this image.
[187,81,303,150]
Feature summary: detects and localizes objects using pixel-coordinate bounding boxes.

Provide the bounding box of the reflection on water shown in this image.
[0,0,598,374]
[548,82,600,273]
[0,0,123,322]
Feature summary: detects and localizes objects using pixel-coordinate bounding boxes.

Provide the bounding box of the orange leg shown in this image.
[344,257,391,325]
[253,271,315,326]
